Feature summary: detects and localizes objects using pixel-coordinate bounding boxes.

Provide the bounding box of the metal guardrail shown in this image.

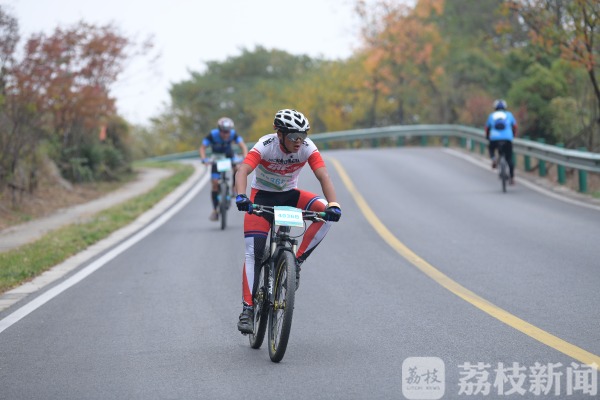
[308,124,600,173]
[145,150,199,162]
[145,125,600,192]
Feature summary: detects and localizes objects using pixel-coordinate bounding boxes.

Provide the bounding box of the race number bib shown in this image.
[273,206,303,227]
[216,158,232,172]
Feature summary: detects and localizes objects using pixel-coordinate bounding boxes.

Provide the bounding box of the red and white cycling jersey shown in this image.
[243,133,325,191]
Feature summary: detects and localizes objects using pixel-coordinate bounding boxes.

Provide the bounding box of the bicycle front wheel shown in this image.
[249,263,268,349]
[268,249,296,362]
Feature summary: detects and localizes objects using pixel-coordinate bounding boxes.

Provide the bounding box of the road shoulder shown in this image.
[0,161,206,312]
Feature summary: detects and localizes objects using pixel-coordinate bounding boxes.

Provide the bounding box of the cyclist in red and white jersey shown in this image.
[234,109,341,334]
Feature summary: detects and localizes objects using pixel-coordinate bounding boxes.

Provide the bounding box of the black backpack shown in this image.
[494,116,507,130]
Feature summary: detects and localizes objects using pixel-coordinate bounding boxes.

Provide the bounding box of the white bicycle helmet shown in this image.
[218,117,234,131]
[273,109,310,134]
[493,99,507,110]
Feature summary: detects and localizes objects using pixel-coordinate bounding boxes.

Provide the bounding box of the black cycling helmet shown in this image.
[273,109,310,134]
[494,99,507,110]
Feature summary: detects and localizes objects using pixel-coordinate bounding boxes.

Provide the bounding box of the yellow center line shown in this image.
[328,156,600,369]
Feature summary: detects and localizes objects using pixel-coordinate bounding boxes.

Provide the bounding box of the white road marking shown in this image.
[0,167,209,334]
[444,148,600,212]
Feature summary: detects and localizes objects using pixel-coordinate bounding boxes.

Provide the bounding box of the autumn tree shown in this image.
[506,0,600,148]
[289,58,369,133]
[435,0,510,126]
[169,46,323,145]
[3,18,152,186]
[355,0,448,126]
[0,6,43,198]
[13,23,128,146]
[143,0,598,154]
[0,6,18,95]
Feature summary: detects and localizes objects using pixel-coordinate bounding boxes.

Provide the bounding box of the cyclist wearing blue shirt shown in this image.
[485,99,518,184]
[199,117,248,221]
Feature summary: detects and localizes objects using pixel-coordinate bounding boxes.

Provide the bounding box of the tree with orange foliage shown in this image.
[12,22,129,147]
[355,0,448,126]
[1,8,154,194]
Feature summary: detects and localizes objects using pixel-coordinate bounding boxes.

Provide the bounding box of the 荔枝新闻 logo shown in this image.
[402,357,445,399]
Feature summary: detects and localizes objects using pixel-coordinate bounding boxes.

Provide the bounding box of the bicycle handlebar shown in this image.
[203,155,243,164]
[249,204,327,223]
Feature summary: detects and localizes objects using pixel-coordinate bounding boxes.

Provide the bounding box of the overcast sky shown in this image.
[4,0,372,125]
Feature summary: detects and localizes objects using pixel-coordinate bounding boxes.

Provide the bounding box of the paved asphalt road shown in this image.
[0,148,598,399]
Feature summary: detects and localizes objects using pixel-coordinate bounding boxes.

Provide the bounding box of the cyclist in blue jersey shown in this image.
[199,117,248,221]
[485,99,518,185]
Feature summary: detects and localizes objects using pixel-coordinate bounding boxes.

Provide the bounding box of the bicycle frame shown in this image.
[217,169,230,200]
[255,206,317,306]
[265,225,296,303]
[213,157,233,190]
[210,156,237,229]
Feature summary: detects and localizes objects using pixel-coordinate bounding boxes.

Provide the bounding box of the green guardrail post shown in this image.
[396,136,405,147]
[578,147,588,193]
[524,136,531,171]
[442,136,449,147]
[479,142,486,155]
[420,136,428,146]
[459,137,466,148]
[470,139,476,152]
[371,138,379,148]
[537,138,547,177]
[556,143,566,185]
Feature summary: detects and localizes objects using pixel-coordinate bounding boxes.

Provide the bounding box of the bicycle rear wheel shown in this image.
[219,181,228,230]
[249,263,268,349]
[268,249,296,362]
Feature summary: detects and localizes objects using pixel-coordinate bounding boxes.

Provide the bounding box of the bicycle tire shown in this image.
[249,263,268,349]
[268,249,296,362]
[219,181,228,230]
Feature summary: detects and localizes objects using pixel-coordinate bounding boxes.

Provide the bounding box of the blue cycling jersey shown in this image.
[202,129,243,157]
[486,111,516,141]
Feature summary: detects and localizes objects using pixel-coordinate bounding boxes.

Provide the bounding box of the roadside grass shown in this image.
[0,162,194,294]
[0,171,138,231]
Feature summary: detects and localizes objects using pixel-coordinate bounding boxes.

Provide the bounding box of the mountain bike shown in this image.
[495,140,510,193]
[245,204,327,362]
[210,155,241,229]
